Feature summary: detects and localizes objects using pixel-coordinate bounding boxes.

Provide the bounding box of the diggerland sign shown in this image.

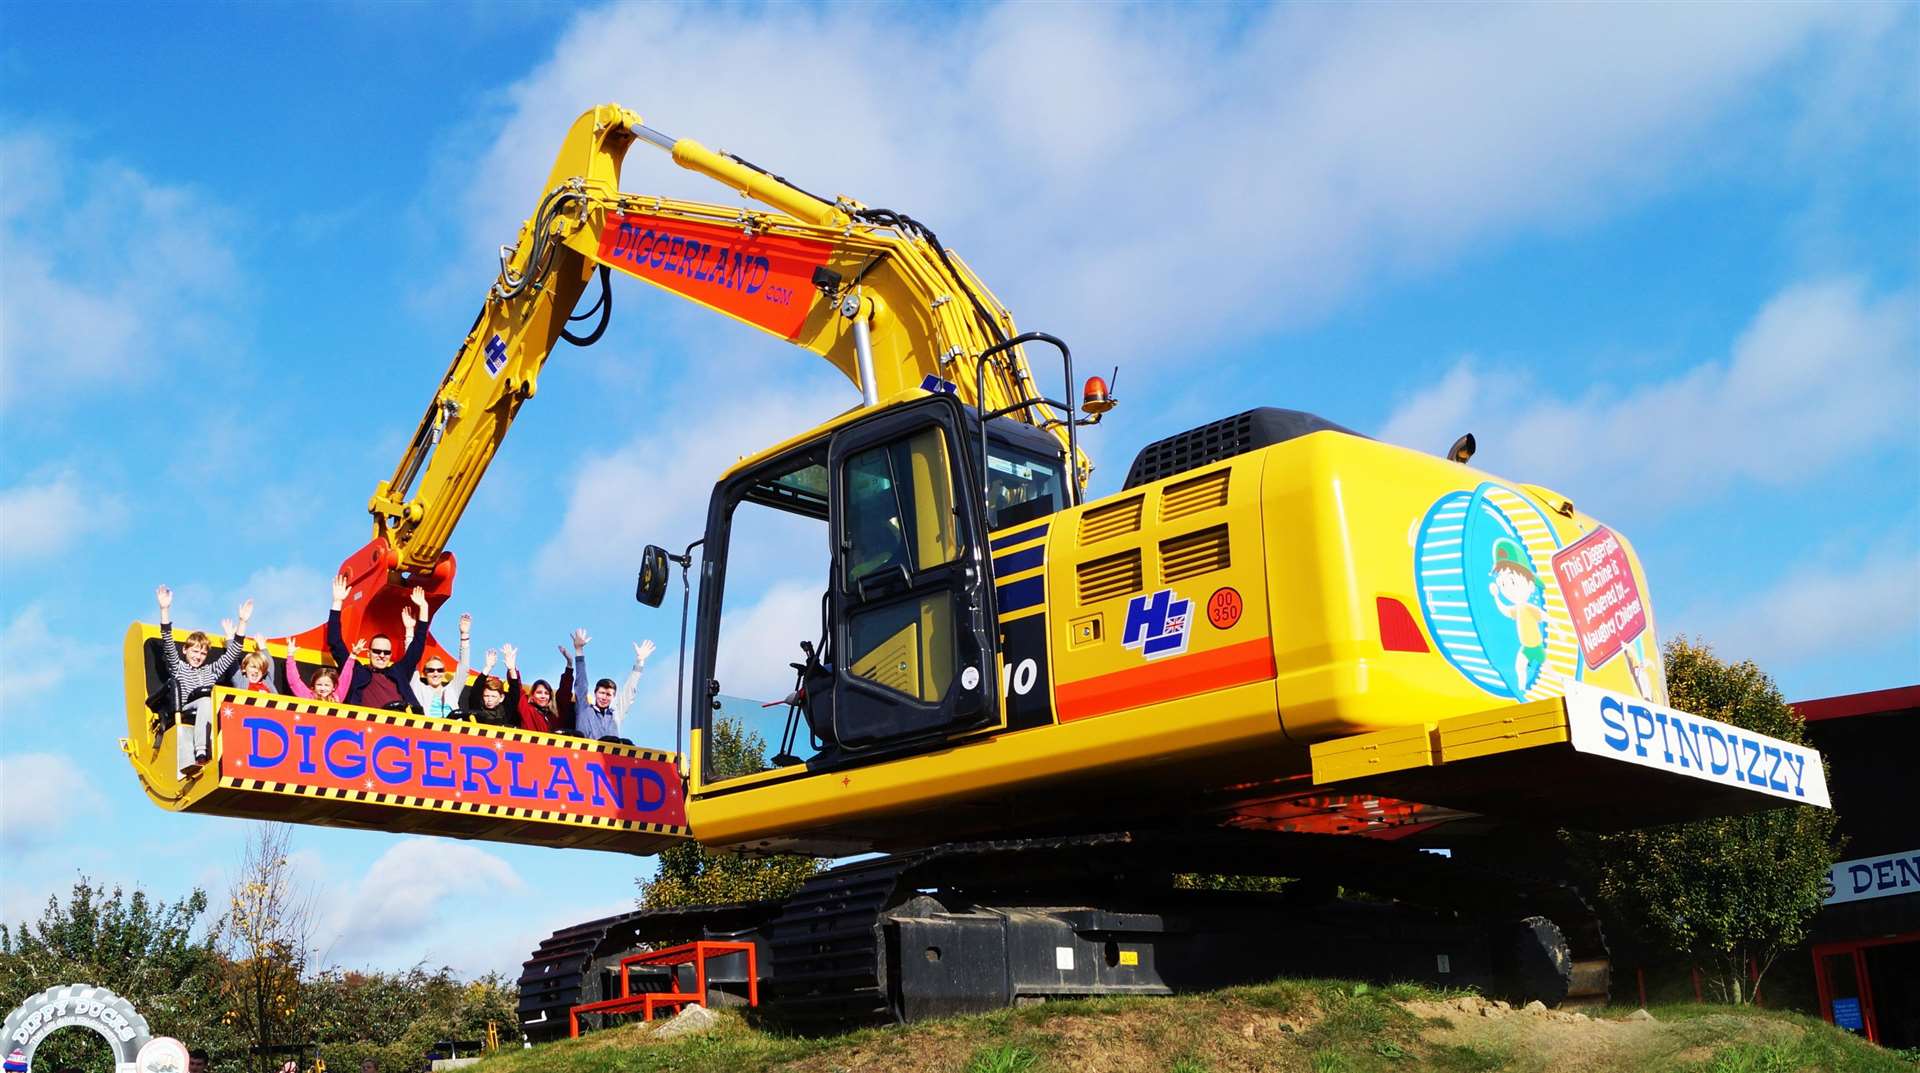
[3,984,152,1073]
[217,699,686,827]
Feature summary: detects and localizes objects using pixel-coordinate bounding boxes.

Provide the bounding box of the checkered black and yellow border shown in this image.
[213,689,691,837]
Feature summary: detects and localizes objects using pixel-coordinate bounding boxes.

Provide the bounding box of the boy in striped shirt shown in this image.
[155,584,254,777]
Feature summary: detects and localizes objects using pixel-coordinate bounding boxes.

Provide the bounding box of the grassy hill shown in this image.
[472,980,1913,1073]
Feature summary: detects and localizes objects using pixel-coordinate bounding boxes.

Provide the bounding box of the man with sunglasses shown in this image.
[326,572,433,709]
[411,612,472,719]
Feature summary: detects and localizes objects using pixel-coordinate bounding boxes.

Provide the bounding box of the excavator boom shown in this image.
[366,104,1075,591]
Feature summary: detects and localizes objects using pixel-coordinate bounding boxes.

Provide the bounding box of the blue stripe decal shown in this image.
[990,522,1049,550]
[996,575,1045,614]
[992,545,1045,577]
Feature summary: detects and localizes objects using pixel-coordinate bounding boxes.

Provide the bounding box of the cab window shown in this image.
[985,442,1064,531]
[839,426,963,706]
[704,451,830,783]
[842,428,959,589]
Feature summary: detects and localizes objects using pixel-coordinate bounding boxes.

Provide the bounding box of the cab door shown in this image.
[828,397,996,749]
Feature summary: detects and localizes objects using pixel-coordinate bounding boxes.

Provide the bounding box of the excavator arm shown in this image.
[356,103,1081,624]
[126,105,1096,837]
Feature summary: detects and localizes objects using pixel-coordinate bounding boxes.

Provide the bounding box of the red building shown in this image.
[1796,685,1920,1047]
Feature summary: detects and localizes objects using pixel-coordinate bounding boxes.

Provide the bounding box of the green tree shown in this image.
[217,825,313,1073]
[637,718,822,911]
[0,879,242,1072]
[295,966,519,1073]
[1566,637,1842,1004]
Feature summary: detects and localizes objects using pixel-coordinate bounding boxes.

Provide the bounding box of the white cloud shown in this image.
[438,3,1888,368]
[714,580,827,706]
[532,375,852,585]
[0,605,86,710]
[324,839,524,959]
[1678,547,1920,671]
[0,753,106,849]
[227,563,332,640]
[435,896,635,982]
[155,563,331,643]
[0,472,128,567]
[0,130,244,411]
[1377,279,1919,512]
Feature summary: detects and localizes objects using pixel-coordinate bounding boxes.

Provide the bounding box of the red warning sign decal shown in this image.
[1207,587,1243,629]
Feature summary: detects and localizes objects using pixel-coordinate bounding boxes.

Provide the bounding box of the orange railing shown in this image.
[568,940,758,1036]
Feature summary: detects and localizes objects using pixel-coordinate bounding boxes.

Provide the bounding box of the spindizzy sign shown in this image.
[218,700,685,826]
[1564,683,1831,808]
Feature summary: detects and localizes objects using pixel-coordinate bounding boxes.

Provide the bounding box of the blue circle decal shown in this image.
[1412,483,1580,701]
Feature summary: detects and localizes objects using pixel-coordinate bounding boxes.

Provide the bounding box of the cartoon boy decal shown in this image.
[1488,536,1548,693]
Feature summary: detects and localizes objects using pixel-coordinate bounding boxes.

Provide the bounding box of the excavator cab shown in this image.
[691,394,1014,783]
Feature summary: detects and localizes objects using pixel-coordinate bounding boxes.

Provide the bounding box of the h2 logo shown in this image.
[1123,589,1192,660]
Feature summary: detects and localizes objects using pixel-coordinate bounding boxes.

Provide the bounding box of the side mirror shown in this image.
[636,545,671,607]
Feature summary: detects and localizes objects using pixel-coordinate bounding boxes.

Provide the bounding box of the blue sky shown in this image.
[2,2,1915,980]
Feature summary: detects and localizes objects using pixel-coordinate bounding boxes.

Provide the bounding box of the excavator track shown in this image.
[532,829,1609,1035]
[761,852,932,1026]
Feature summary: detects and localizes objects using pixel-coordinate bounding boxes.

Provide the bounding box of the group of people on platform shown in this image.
[154,574,652,778]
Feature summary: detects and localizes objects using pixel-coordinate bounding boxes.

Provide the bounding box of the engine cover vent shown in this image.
[1124,408,1364,489]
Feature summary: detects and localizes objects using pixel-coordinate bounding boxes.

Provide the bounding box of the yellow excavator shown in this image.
[121,104,1831,1033]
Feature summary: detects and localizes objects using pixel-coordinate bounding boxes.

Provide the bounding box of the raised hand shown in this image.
[501,643,518,671]
[557,643,571,665]
[331,571,349,605]
[634,639,656,665]
[484,648,499,670]
[237,598,255,624]
[221,618,236,638]
[410,585,429,611]
[352,638,369,658]
[571,628,591,653]
[459,612,472,639]
[400,606,416,631]
[155,585,173,610]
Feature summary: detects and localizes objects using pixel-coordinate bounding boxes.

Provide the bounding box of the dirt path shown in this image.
[1406,996,1812,1073]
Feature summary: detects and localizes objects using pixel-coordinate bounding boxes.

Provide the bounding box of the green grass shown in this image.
[1426,1042,1509,1073]
[963,1043,1040,1073]
[459,980,1909,1073]
[1583,1003,1912,1073]
[1685,1030,1915,1073]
